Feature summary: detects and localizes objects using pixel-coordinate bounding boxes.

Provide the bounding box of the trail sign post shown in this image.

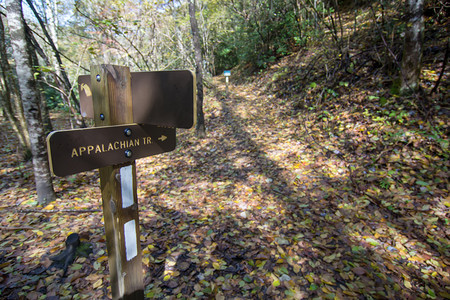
[78,70,195,128]
[46,65,195,299]
[224,70,231,96]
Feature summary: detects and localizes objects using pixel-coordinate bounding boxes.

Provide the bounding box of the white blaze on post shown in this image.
[120,165,134,208]
[224,70,230,84]
[121,166,138,261]
[124,220,138,261]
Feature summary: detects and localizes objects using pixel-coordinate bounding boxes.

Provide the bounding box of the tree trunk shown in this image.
[0,14,30,150]
[25,0,81,115]
[401,0,424,93]
[25,23,81,129]
[188,0,206,138]
[6,0,56,205]
[24,24,53,133]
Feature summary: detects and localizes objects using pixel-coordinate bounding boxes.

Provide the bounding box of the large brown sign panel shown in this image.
[79,70,196,129]
[47,124,175,176]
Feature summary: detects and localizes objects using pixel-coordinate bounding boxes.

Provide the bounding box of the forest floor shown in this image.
[1,39,450,300]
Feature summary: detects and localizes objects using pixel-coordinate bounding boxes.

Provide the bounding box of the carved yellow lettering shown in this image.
[108,143,113,151]
[129,140,134,147]
[95,145,102,153]
[120,140,126,148]
[134,138,140,146]
[102,144,106,152]
[87,145,94,154]
[114,141,119,150]
[79,147,86,155]
[145,137,152,144]
[71,148,78,158]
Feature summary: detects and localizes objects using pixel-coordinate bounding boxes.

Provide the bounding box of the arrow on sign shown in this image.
[158,135,167,142]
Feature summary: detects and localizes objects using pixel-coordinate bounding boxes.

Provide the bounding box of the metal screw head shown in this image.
[96,74,101,82]
[100,113,105,121]
[124,149,132,158]
[124,128,132,137]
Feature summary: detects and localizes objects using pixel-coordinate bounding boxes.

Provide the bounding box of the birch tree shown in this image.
[0,14,30,151]
[6,0,56,205]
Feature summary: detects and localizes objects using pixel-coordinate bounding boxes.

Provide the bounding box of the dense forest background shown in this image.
[1,0,448,138]
[0,0,449,299]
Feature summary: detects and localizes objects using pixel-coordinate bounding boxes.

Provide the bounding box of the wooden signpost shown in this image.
[224,70,231,96]
[46,65,195,299]
[78,70,195,129]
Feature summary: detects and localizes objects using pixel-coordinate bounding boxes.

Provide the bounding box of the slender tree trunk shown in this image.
[25,0,80,113]
[0,14,30,150]
[45,0,59,61]
[293,0,303,43]
[25,23,80,128]
[188,0,206,138]
[43,0,66,112]
[401,0,424,93]
[6,0,56,205]
[25,25,53,133]
[0,74,29,150]
[171,1,189,66]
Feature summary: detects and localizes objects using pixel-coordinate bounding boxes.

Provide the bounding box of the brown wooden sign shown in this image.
[79,70,196,129]
[47,124,175,176]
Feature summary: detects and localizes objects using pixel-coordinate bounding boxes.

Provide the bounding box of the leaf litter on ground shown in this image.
[0,38,449,300]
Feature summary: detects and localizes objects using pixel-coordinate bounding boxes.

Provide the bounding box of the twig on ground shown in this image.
[16,209,101,214]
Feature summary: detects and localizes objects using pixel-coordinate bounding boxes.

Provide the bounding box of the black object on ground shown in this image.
[49,233,80,277]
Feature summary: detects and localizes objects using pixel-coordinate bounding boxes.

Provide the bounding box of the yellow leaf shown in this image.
[97,255,108,262]
[323,254,336,263]
[86,274,100,281]
[142,256,149,265]
[409,256,423,262]
[404,280,412,289]
[171,271,180,277]
[93,278,103,289]
[321,274,335,285]
[343,290,357,296]
[305,274,314,283]
[256,260,267,268]
[163,274,171,281]
[166,257,176,267]
[35,230,44,236]
[43,204,54,210]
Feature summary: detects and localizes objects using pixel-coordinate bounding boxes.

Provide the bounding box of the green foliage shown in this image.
[214,43,239,73]
[214,0,303,71]
[43,85,64,109]
[379,177,391,189]
[76,242,93,257]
